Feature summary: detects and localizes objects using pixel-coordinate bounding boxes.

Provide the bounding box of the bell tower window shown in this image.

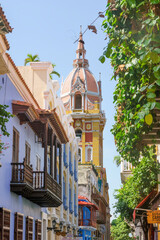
[75,129,82,140]
[75,94,82,109]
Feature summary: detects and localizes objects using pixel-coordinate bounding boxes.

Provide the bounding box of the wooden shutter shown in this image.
[25,142,31,165]
[13,128,19,163]
[14,213,23,240]
[26,217,33,240]
[35,220,41,240]
[0,208,10,240]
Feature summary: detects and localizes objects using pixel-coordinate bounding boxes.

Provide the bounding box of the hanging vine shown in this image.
[100,0,160,164]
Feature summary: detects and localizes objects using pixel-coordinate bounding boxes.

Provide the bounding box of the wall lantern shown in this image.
[67,225,70,233]
[59,221,63,232]
[47,219,57,231]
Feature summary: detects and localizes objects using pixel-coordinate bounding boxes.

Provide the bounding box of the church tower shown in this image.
[61,31,106,167]
[61,30,110,239]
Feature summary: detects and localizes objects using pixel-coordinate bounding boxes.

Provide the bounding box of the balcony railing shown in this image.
[63,195,68,211]
[10,162,62,207]
[78,218,96,228]
[11,162,33,186]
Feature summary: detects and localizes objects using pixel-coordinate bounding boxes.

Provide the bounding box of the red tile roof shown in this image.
[0,6,12,33]
[1,35,10,50]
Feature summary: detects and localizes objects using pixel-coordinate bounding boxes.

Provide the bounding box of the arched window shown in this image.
[75,94,82,109]
[86,147,92,162]
[75,129,82,140]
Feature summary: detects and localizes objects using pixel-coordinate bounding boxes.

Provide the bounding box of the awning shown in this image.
[78,201,98,210]
[150,191,160,210]
[133,191,156,221]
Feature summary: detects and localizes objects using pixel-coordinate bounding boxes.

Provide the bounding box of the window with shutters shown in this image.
[25,142,31,165]
[26,217,33,240]
[0,208,10,240]
[12,128,19,163]
[14,213,23,240]
[35,220,41,240]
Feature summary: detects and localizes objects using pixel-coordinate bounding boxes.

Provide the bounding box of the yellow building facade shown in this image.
[61,31,110,239]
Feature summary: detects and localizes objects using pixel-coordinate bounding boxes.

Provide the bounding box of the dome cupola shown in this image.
[61,30,102,112]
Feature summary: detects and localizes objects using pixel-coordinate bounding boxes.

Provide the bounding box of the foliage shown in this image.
[24,56,60,78]
[100,0,160,164]
[111,216,134,240]
[50,64,60,79]
[0,105,13,153]
[114,146,160,221]
[24,54,40,65]
[114,155,121,166]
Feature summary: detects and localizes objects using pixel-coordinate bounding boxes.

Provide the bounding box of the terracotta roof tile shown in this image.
[0,6,12,33]
[1,35,10,50]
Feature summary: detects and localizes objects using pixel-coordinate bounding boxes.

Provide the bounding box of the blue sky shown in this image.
[1,0,121,217]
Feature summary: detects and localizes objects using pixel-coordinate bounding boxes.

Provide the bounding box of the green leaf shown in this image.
[156,102,160,109]
[103,47,112,58]
[149,52,160,64]
[127,0,136,8]
[140,86,147,92]
[99,56,105,63]
[147,92,156,99]
[153,65,160,72]
[153,48,160,54]
[138,95,145,102]
[156,80,160,86]
[150,0,160,4]
[150,102,156,110]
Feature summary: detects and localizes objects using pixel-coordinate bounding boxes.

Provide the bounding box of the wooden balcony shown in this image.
[78,218,97,228]
[10,162,62,207]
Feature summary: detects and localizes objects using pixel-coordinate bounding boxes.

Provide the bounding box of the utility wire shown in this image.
[73,10,106,44]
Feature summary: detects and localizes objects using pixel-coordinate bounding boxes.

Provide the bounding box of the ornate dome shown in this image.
[61,31,101,111]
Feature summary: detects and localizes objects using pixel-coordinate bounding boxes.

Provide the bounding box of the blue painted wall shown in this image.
[0,74,47,239]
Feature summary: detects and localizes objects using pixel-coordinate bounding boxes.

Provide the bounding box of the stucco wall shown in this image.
[0,74,45,239]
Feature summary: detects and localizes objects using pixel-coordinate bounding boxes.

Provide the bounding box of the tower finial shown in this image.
[80,25,82,34]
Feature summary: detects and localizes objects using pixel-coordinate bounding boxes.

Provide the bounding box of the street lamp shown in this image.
[47,219,57,231]
[59,221,63,232]
[67,225,70,233]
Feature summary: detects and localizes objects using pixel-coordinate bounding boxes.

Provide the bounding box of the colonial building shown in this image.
[0,6,79,240]
[18,62,79,240]
[61,31,110,239]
